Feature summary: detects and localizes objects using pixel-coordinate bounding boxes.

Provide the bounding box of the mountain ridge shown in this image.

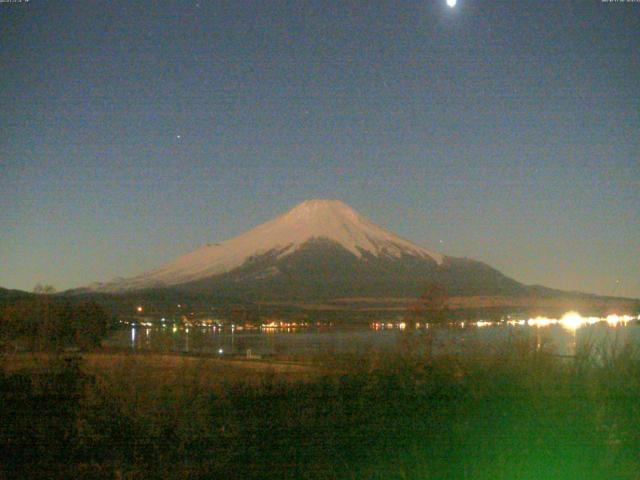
[75,200,638,310]
[88,199,445,293]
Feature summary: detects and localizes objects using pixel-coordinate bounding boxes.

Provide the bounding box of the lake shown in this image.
[104,313,640,359]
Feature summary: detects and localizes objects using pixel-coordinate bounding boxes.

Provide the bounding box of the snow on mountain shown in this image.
[92,199,443,292]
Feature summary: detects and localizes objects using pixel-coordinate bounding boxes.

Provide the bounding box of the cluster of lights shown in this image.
[499,312,637,332]
[523,312,636,332]
[370,312,638,332]
[605,314,636,326]
[371,322,402,330]
[261,321,309,329]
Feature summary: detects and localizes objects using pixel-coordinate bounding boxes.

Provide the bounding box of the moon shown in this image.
[446,0,457,7]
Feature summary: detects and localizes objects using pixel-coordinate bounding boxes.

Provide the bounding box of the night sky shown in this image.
[1,1,638,297]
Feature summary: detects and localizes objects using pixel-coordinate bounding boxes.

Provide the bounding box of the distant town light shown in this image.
[559,311,587,331]
[136,306,143,313]
[605,314,633,327]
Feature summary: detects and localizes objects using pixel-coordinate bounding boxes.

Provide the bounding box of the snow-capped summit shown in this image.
[264,199,443,262]
[92,199,444,292]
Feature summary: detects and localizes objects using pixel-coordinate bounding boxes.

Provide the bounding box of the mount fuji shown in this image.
[86,199,527,300]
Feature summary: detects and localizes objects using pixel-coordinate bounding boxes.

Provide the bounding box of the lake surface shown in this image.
[105,314,640,359]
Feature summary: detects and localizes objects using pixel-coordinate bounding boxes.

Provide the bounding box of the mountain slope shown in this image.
[91,199,445,293]
[77,199,639,307]
[180,238,526,300]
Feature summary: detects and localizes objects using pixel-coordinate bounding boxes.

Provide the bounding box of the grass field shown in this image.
[2,335,639,479]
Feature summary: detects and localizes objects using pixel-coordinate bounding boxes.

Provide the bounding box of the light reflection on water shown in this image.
[108,314,640,358]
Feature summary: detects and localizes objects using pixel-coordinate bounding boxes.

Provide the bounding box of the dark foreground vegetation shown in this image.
[1,334,639,479]
[0,295,114,352]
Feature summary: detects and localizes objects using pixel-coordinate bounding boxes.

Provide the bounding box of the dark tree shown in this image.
[0,298,113,351]
[72,301,111,350]
[409,282,449,325]
[33,284,57,295]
